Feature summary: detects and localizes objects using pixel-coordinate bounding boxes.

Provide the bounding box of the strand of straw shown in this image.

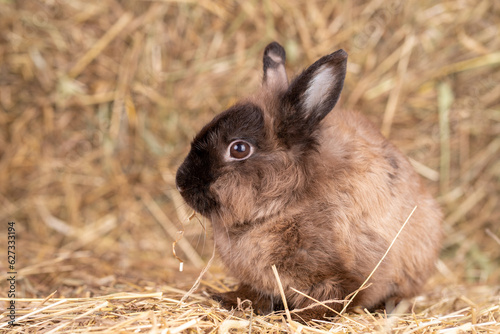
[271,264,292,322]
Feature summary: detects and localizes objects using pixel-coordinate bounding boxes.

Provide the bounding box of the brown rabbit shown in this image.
[175,42,442,322]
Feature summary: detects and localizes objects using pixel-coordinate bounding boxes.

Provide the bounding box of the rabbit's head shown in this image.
[176,42,347,226]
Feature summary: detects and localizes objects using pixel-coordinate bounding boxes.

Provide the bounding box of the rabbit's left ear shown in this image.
[262,42,288,89]
[283,49,347,126]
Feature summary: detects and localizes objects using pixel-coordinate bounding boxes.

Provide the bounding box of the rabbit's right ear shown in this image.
[262,42,288,89]
[277,49,347,143]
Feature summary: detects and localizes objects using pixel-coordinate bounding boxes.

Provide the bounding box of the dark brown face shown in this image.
[175,103,266,216]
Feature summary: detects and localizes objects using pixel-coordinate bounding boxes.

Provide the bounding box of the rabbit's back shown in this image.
[317,109,442,307]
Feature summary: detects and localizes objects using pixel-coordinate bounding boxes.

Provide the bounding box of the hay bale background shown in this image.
[0,0,499,332]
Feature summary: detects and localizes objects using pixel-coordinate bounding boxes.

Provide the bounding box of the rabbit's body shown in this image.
[176,42,442,321]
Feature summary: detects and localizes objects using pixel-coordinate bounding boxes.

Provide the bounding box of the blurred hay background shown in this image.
[0,0,499,332]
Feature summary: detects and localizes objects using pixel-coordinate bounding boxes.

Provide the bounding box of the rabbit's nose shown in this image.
[175,177,184,193]
[175,167,187,193]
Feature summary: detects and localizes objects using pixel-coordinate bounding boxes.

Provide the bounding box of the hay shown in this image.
[0,0,499,332]
[0,286,498,333]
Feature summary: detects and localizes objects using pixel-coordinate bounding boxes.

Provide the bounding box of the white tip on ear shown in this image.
[303,64,336,116]
[263,42,289,89]
[267,49,284,63]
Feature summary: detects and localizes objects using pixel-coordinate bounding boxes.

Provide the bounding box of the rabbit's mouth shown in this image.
[178,186,218,217]
[176,174,218,217]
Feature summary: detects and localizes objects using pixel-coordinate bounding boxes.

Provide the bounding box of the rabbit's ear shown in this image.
[283,49,347,126]
[262,42,288,89]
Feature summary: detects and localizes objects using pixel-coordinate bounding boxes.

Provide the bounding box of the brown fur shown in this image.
[176,42,442,322]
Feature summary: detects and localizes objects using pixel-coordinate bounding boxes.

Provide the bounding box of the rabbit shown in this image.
[175,41,442,322]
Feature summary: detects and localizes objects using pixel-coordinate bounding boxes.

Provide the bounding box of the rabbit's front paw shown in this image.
[211,290,247,310]
[210,285,277,315]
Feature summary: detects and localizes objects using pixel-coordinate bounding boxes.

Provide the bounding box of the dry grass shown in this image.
[0,0,499,332]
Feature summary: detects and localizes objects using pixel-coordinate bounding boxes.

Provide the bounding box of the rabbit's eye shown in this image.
[228,140,253,160]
